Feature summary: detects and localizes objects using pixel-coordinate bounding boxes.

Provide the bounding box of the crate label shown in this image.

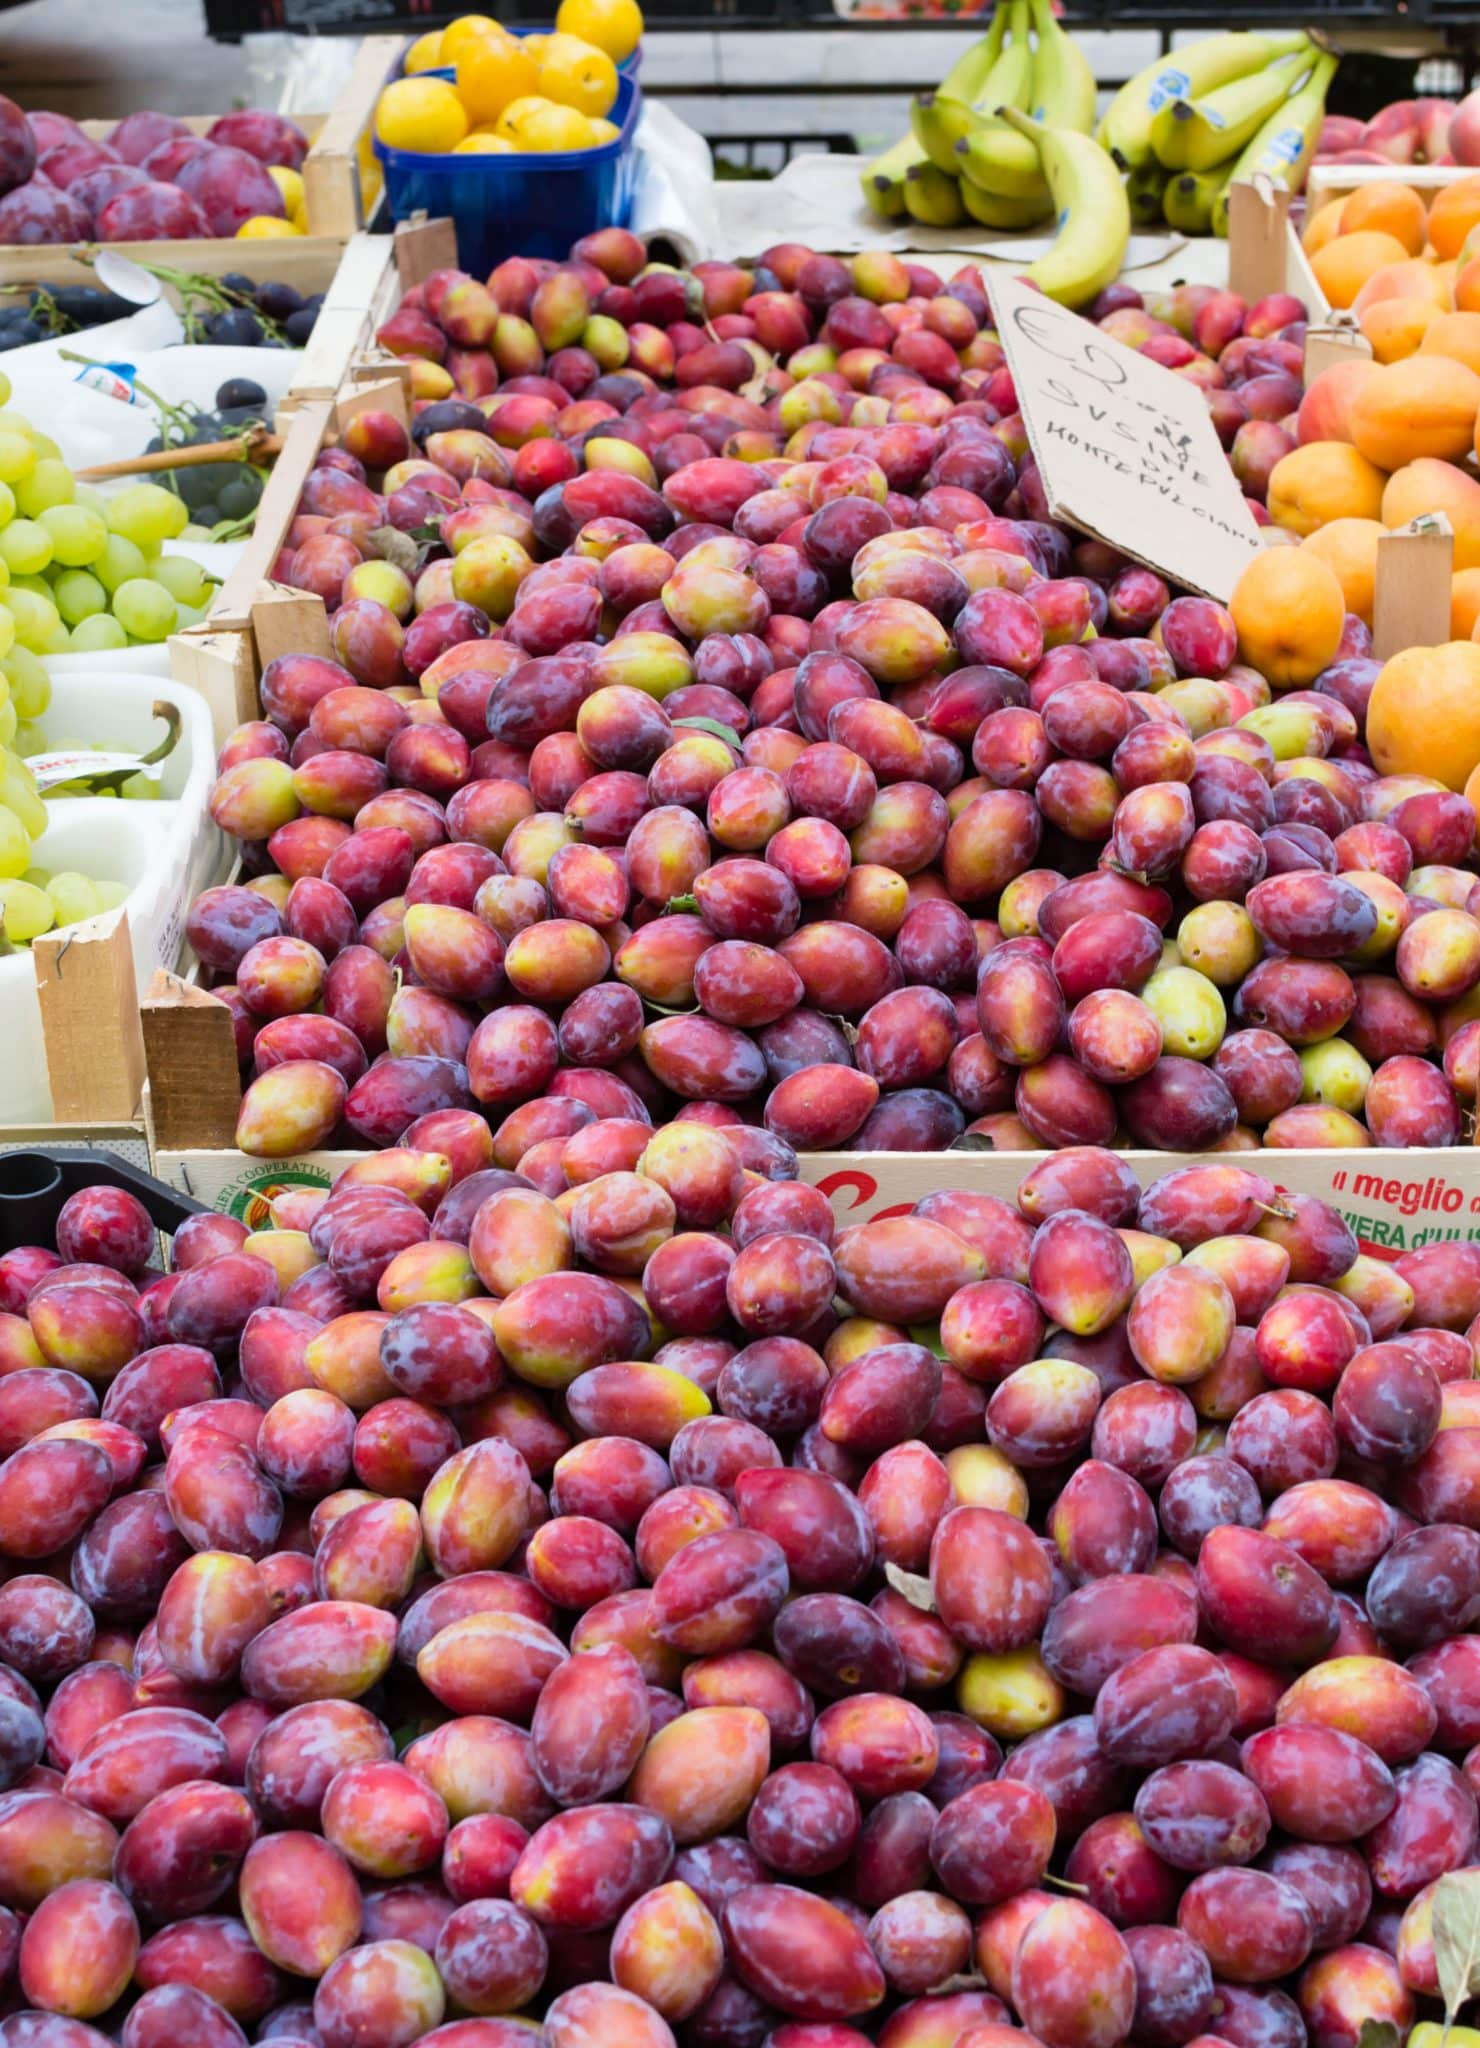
[796,1150,1480,1261]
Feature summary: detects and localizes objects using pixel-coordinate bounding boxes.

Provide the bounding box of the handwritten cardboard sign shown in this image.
[990,271,1262,603]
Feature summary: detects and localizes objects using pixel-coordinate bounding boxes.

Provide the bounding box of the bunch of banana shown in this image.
[860,0,1096,233]
[1099,29,1316,173]
[1099,29,1340,237]
[1211,51,1340,237]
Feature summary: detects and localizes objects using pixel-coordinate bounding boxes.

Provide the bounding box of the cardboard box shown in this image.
[146,1127,1480,1263]
[141,963,1480,1259]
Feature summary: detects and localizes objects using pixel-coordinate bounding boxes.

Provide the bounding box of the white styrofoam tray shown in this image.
[1,670,227,1126]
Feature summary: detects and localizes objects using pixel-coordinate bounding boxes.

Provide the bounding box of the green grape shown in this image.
[5,589,59,653]
[0,436,33,488]
[41,621,70,655]
[0,612,11,664]
[12,576,50,602]
[68,613,128,654]
[0,880,53,944]
[94,534,147,596]
[151,554,214,607]
[0,374,9,407]
[0,522,52,577]
[0,559,10,593]
[46,872,99,924]
[111,578,177,643]
[52,570,106,626]
[2,649,49,722]
[106,484,188,550]
[0,484,12,533]
[0,758,44,841]
[92,879,129,913]
[72,485,105,516]
[13,460,73,519]
[0,704,14,748]
[0,804,29,880]
[39,505,106,569]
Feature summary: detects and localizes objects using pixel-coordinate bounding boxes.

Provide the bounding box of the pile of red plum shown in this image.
[0,101,308,244]
[195,230,1478,1162]
[0,1151,1477,2048]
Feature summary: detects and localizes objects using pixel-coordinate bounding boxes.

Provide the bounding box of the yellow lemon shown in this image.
[375,76,470,153]
[456,34,540,125]
[520,101,599,151]
[403,28,447,72]
[537,33,618,118]
[586,117,620,143]
[556,0,643,62]
[237,216,302,238]
[267,164,305,217]
[522,34,549,58]
[453,131,516,153]
[439,14,502,65]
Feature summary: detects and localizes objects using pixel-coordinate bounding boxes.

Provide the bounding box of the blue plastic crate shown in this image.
[376,66,641,272]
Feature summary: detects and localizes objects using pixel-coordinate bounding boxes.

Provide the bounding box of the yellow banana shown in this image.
[1026,0,1096,135]
[1212,49,1339,236]
[910,9,1012,173]
[984,0,1037,118]
[904,161,967,230]
[1127,160,1171,227]
[1162,163,1232,235]
[952,0,1047,206]
[959,178,1054,230]
[861,133,926,219]
[998,107,1130,308]
[1151,46,1311,174]
[1099,29,1314,172]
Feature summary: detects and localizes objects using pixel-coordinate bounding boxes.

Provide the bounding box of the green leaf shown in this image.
[672,716,742,752]
[1354,2024,1400,2048]
[883,1561,936,1612]
[1433,1868,1480,2031]
[364,525,423,579]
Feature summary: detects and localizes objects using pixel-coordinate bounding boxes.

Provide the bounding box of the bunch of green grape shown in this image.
[0,741,127,950]
[0,368,213,672]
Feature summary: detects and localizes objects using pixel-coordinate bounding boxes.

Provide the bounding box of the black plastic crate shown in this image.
[0,1149,204,1255]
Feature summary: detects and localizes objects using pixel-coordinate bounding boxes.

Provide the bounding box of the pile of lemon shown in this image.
[375,2,644,158]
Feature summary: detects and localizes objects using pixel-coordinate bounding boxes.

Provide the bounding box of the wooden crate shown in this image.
[280,232,402,410]
[0,108,369,292]
[169,583,334,749]
[1305,160,1480,213]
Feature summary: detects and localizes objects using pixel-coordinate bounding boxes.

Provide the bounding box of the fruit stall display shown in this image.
[111,226,1480,1258]
[3,1127,1480,2046]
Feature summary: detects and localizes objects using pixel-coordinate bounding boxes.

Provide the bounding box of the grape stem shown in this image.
[68,250,291,344]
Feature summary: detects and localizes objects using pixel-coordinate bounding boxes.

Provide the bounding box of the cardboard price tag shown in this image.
[990,272,1262,604]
